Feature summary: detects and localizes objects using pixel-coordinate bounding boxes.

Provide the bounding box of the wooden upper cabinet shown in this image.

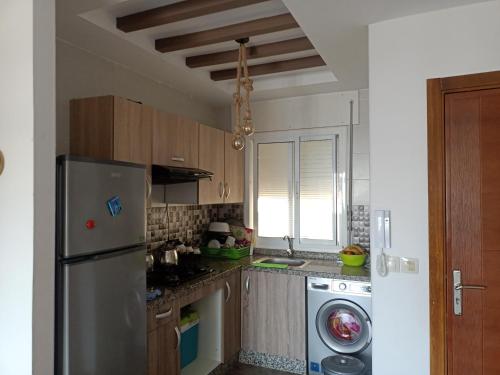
[152,111,199,169]
[113,98,153,167]
[70,96,114,160]
[224,132,244,203]
[198,124,225,205]
[70,96,152,167]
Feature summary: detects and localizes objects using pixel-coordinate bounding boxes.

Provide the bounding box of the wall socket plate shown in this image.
[400,257,419,273]
[186,229,193,241]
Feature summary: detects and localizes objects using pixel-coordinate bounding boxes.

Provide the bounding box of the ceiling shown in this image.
[57,0,488,106]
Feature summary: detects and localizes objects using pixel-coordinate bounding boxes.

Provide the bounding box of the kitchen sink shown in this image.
[259,258,307,267]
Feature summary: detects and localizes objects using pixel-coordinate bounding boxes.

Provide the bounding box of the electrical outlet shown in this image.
[186,229,193,241]
[400,257,419,273]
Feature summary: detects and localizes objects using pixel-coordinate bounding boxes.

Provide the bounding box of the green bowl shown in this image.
[340,253,367,267]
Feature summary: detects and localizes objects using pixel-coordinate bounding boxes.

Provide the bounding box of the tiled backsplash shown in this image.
[351,205,370,250]
[147,204,244,250]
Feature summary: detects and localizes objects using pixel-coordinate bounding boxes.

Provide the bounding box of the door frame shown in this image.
[427,70,500,375]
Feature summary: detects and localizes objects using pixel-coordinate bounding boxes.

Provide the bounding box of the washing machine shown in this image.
[307,277,372,375]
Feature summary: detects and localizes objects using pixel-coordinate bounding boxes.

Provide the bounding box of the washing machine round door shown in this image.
[316,299,372,355]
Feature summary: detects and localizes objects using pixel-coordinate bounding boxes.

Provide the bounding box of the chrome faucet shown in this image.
[283,235,295,257]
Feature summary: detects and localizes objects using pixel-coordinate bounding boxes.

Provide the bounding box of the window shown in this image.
[253,128,348,251]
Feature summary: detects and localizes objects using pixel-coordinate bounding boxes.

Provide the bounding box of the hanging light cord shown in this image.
[232,39,254,151]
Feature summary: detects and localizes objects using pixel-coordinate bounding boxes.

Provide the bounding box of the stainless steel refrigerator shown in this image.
[55,156,147,375]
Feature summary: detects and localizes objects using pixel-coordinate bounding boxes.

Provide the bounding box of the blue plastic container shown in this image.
[180,319,199,369]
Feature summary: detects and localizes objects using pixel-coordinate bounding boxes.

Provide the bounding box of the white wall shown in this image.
[0,1,55,374]
[369,2,500,374]
[251,90,359,132]
[56,39,220,154]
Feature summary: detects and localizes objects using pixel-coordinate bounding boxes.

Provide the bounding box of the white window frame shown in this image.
[253,126,348,252]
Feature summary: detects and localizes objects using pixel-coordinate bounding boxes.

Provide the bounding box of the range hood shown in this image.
[152,164,213,185]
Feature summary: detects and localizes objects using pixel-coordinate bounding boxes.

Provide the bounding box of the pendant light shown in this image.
[232,38,254,151]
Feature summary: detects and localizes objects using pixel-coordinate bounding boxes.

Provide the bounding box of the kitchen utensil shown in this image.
[146,253,154,271]
[162,249,179,266]
[207,239,221,248]
[208,222,230,233]
[224,236,236,247]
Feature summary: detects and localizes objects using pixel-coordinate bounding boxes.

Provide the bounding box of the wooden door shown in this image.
[198,124,225,205]
[445,89,500,375]
[223,270,241,362]
[152,111,199,169]
[224,132,244,203]
[241,269,305,360]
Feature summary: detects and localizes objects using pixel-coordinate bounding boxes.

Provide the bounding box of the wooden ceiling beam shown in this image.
[186,37,314,68]
[117,0,270,32]
[155,13,299,53]
[210,55,326,81]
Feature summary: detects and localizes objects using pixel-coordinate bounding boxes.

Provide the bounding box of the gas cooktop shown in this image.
[147,264,215,288]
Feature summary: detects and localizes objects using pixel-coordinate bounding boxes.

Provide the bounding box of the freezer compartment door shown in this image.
[59,158,146,258]
[61,247,146,375]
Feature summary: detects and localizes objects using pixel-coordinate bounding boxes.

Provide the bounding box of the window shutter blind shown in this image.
[257,142,293,237]
[299,139,335,241]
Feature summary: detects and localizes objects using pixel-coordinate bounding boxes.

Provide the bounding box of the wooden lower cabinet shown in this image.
[241,269,306,360]
[223,270,242,362]
[148,270,243,374]
[148,301,180,375]
[147,329,159,375]
[157,319,180,375]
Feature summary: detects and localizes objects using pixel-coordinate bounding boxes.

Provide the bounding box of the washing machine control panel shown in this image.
[307,277,371,296]
[333,279,371,295]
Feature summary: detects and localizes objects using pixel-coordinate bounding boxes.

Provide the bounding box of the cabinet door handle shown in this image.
[174,326,181,350]
[171,156,185,162]
[146,174,152,200]
[245,276,250,294]
[219,181,224,198]
[224,183,230,199]
[225,281,232,303]
[155,307,173,320]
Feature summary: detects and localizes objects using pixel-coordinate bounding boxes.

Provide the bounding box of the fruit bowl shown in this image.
[340,253,367,267]
[340,244,368,267]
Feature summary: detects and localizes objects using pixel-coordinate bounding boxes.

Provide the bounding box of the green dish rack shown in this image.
[200,246,250,260]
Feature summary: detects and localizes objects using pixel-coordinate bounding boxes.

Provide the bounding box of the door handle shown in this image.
[174,326,181,350]
[453,270,487,316]
[224,182,230,199]
[146,174,152,200]
[219,182,224,198]
[245,275,250,294]
[225,281,232,303]
[155,307,173,320]
[171,156,185,162]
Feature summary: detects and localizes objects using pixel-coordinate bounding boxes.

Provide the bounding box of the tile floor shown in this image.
[229,364,293,375]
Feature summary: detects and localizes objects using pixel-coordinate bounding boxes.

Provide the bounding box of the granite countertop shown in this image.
[147,253,370,306]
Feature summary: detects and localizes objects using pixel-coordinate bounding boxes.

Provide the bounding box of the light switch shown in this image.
[386,255,400,273]
[400,257,419,273]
